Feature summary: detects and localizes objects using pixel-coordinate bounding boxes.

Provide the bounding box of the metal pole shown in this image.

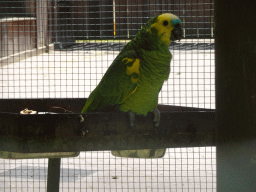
[47,158,61,192]
[215,0,256,191]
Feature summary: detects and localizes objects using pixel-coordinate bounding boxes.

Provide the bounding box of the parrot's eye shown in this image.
[163,20,169,26]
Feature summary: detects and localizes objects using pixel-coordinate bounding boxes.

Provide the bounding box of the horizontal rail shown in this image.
[0,99,215,153]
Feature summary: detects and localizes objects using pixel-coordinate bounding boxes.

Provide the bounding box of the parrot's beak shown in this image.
[171,24,183,41]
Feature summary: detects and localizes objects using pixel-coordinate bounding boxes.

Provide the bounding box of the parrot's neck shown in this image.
[131,27,170,52]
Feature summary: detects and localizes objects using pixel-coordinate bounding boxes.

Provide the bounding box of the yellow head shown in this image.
[150,13,182,45]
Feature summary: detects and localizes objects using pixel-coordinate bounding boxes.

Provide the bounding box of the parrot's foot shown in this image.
[128,111,136,127]
[153,108,160,126]
[79,115,84,122]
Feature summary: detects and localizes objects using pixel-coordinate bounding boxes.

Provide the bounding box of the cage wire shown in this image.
[0,148,216,192]
[0,0,215,191]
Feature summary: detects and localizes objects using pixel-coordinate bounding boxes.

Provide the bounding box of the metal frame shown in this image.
[0,99,215,153]
[47,158,61,192]
[215,0,256,191]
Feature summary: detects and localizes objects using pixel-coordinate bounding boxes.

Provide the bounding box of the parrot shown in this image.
[81,13,182,126]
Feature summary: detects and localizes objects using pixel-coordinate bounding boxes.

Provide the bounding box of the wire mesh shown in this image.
[0,0,215,109]
[0,0,215,191]
[0,147,216,192]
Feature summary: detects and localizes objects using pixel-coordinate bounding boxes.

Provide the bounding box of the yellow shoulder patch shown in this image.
[122,57,135,64]
[122,57,140,83]
[125,58,140,75]
[123,58,140,83]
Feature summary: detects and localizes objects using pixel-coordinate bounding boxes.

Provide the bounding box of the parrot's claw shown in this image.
[128,111,136,127]
[79,115,84,122]
[153,108,160,126]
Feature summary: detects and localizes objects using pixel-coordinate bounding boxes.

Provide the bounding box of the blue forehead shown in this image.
[171,19,181,26]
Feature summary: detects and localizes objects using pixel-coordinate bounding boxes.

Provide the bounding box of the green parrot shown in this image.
[81,13,182,126]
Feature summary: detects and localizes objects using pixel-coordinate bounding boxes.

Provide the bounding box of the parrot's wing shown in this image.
[81,50,140,113]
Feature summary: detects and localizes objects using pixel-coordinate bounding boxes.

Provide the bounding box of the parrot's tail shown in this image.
[81,98,93,113]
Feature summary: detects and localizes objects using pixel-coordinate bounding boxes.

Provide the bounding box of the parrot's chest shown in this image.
[119,49,171,115]
[119,79,163,115]
[119,61,170,115]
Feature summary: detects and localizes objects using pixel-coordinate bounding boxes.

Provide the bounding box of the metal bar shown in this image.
[0,98,213,113]
[215,0,256,191]
[0,109,215,153]
[47,158,61,192]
